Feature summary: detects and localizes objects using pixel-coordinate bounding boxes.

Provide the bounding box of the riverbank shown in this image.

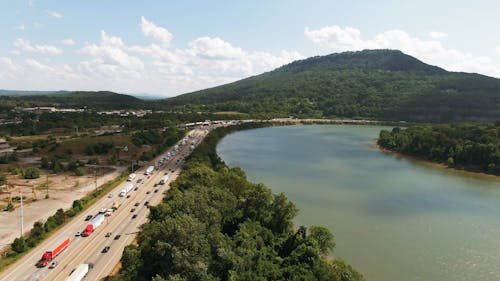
[376,143,500,182]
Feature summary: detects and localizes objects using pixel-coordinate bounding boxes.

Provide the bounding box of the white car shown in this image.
[108,194,113,198]
[49,261,58,269]
[75,231,81,236]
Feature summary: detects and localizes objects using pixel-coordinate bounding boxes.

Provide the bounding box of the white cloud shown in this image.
[15,24,26,30]
[14,38,63,55]
[0,57,17,71]
[80,31,144,78]
[140,16,173,47]
[60,39,75,46]
[49,11,62,18]
[305,25,500,78]
[496,46,500,54]
[429,31,448,39]
[0,17,303,96]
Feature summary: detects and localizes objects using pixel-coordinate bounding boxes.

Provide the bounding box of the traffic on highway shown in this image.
[0,127,212,281]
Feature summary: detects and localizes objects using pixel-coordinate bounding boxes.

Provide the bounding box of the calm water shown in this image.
[217,125,500,281]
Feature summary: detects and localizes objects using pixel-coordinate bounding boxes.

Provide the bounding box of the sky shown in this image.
[1,0,499,97]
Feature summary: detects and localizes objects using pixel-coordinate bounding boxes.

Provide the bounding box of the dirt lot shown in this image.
[0,166,125,250]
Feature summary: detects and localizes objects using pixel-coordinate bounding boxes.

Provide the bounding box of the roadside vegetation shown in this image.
[378,123,500,175]
[109,123,364,281]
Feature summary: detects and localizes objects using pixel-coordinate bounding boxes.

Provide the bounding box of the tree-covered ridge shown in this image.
[378,123,500,175]
[110,123,364,281]
[163,49,500,122]
[0,91,146,111]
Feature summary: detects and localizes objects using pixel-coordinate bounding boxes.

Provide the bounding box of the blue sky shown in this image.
[1,0,499,96]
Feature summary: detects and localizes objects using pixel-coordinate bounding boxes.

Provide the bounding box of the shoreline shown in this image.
[374,142,500,182]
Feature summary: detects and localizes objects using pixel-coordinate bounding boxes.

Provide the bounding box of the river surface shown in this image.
[217,125,500,281]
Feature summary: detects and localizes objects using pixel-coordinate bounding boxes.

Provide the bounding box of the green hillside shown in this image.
[163,49,500,122]
[0,91,145,110]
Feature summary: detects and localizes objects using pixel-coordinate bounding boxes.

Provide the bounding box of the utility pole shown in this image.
[45,174,49,198]
[19,189,24,237]
[94,167,97,192]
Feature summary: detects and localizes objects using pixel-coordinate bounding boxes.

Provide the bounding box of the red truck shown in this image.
[36,237,70,267]
[81,214,105,237]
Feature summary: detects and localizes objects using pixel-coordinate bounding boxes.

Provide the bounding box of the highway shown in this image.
[0,127,210,281]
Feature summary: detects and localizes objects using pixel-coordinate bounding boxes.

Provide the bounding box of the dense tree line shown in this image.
[85,142,114,155]
[378,123,500,175]
[163,50,500,122]
[109,123,363,281]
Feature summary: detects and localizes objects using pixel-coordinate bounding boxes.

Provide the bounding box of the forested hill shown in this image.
[163,49,500,122]
[0,91,145,110]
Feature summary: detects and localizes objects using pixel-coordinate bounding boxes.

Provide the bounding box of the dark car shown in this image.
[105,232,112,238]
[102,246,110,253]
[154,189,159,193]
[137,178,143,183]
[84,215,93,221]
[146,191,151,194]
[114,234,121,240]
[126,194,131,198]
[132,214,138,219]
[130,208,135,212]
[144,201,149,206]
[134,202,139,207]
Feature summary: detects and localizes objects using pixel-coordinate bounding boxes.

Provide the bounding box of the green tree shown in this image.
[23,167,40,179]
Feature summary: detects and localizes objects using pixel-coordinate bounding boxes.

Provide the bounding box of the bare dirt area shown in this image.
[0,166,125,250]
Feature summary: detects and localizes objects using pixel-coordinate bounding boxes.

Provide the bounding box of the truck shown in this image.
[67,263,90,281]
[112,201,121,210]
[127,173,136,182]
[119,182,134,197]
[160,174,169,185]
[81,214,104,237]
[145,165,154,175]
[36,237,70,267]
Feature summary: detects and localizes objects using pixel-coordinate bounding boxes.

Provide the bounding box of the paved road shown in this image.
[0,127,210,281]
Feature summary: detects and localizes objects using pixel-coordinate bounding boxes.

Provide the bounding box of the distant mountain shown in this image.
[0,90,69,96]
[0,91,145,110]
[163,49,500,122]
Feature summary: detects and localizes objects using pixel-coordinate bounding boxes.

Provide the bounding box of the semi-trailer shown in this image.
[160,174,169,185]
[66,263,90,281]
[119,182,134,197]
[36,237,70,267]
[81,214,104,237]
[145,165,154,175]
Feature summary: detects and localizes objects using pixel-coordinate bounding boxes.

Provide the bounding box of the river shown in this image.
[216,125,500,281]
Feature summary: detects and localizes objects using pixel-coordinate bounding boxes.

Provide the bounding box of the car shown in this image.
[130,208,135,212]
[102,246,110,253]
[137,178,143,183]
[144,201,149,206]
[105,232,112,237]
[75,231,81,236]
[134,187,138,191]
[154,189,159,193]
[108,194,113,198]
[49,261,58,269]
[132,214,138,219]
[153,183,158,187]
[162,191,167,195]
[126,194,131,198]
[84,215,93,221]
[114,234,121,240]
[146,191,151,194]
[134,202,139,207]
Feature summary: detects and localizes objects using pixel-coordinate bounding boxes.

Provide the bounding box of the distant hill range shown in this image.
[163,49,500,122]
[0,91,145,110]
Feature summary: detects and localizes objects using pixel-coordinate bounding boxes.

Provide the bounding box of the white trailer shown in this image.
[127,173,136,181]
[145,166,154,175]
[119,182,134,197]
[66,263,89,281]
[160,175,169,185]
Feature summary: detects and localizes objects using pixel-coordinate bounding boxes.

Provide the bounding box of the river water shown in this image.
[217,125,500,281]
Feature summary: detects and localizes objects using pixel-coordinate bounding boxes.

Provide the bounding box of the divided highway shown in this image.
[0,127,210,281]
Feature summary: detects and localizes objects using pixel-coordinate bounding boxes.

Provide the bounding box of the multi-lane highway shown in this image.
[0,127,210,281]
